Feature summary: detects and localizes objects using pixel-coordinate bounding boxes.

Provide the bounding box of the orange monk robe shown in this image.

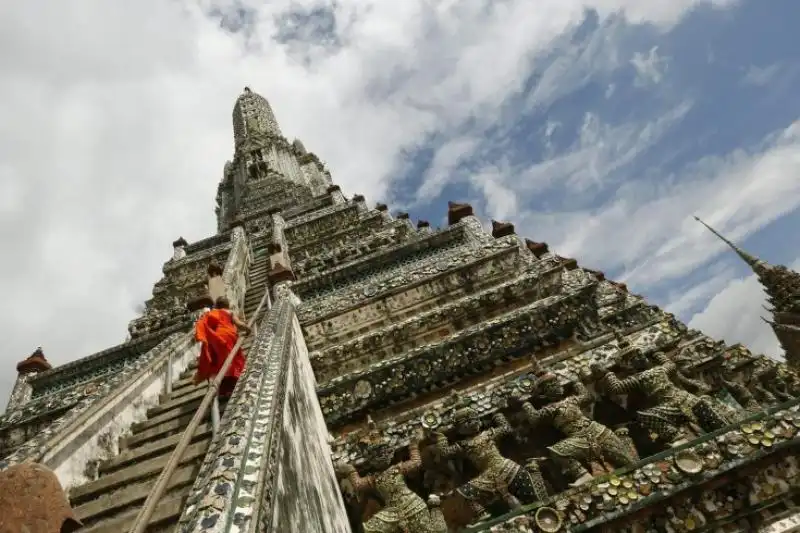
[204,308,247,396]
[194,310,215,382]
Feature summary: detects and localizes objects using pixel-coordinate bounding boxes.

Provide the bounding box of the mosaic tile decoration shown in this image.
[470,399,800,533]
[178,295,292,533]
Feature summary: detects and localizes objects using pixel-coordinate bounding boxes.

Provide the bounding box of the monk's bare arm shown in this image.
[232,314,252,333]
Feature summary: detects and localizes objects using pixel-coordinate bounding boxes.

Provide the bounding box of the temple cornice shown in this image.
[293,221,470,297]
[317,281,599,426]
[310,262,569,383]
[296,238,525,325]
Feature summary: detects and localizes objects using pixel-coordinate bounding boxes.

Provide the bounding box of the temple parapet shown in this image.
[291,220,414,278]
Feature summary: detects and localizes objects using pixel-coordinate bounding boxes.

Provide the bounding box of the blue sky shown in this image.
[0,0,798,403]
[382,0,800,329]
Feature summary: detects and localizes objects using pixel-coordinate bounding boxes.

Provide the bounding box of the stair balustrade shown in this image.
[128,286,272,533]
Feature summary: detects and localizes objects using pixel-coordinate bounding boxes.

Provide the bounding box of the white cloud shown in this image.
[0,0,742,403]
[742,64,782,87]
[687,259,800,359]
[497,119,800,289]
[631,46,667,86]
[662,263,735,317]
[417,136,482,201]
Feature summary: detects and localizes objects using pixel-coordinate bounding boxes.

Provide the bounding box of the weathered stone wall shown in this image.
[51,338,199,491]
[5,372,34,413]
[0,332,198,491]
[269,315,350,533]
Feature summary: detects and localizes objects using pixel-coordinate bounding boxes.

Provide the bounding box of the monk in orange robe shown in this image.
[193,296,251,397]
[194,306,214,385]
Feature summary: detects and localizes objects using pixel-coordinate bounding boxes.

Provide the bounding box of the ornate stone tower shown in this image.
[694,216,800,369]
[1,88,799,533]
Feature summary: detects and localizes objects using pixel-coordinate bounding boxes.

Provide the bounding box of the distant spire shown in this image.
[692,216,763,268]
[694,216,800,368]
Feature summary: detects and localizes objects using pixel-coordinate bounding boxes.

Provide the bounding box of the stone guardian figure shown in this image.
[594,348,731,444]
[517,361,638,486]
[431,406,543,522]
[334,431,447,533]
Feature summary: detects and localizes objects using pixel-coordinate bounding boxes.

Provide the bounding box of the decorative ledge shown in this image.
[448,201,474,225]
[318,282,598,426]
[310,261,568,382]
[296,238,523,325]
[293,222,469,297]
[329,315,683,467]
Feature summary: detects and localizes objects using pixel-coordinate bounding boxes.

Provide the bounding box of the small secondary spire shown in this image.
[693,216,762,268]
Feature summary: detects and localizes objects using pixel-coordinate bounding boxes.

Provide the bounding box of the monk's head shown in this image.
[215,296,231,310]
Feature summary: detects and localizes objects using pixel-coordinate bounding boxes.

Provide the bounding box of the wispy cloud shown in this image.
[741,63,782,87]
[631,46,667,86]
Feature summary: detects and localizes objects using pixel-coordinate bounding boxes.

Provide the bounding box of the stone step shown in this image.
[70,438,210,504]
[245,290,265,303]
[102,422,213,475]
[130,397,207,435]
[77,493,187,533]
[147,387,207,418]
[159,378,200,403]
[245,296,265,309]
[244,294,263,305]
[179,367,196,380]
[121,413,212,452]
[132,394,228,440]
[74,463,200,526]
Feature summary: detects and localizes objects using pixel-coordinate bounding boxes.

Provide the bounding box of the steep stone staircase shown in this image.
[69,254,270,532]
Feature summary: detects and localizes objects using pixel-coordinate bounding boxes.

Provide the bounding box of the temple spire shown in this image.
[693,216,800,368]
[692,216,763,268]
[232,86,282,147]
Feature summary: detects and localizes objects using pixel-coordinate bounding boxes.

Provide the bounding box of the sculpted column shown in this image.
[267,210,296,286]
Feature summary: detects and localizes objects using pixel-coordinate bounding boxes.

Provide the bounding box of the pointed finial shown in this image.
[763,316,800,331]
[693,216,762,268]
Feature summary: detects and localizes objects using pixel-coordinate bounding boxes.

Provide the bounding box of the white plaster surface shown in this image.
[269,315,350,533]
[48,337,198,491]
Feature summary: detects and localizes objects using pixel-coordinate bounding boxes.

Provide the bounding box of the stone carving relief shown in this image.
[285,201,357,233]
[309,263,567,384]
[515,358,638,486]
[431,405,546,523]
[317,285,597,426]
[289,213,387,259]
[297,239,526,325]
[285,204,362,245]
[293,223,414,278]
[596,345,733,445]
